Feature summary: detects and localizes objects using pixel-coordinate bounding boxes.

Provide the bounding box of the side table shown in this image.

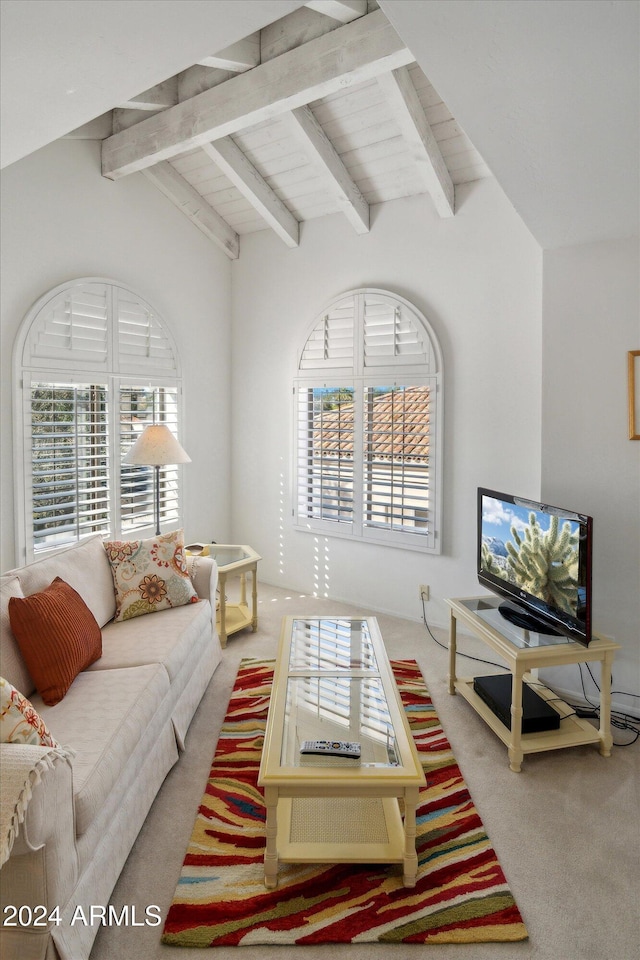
[447,596,620,772]
[208,545,261,648]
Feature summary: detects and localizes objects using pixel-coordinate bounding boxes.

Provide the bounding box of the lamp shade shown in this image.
[123,424,191,466]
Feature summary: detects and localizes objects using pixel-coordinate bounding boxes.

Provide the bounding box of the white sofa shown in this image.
[0,534,222,960]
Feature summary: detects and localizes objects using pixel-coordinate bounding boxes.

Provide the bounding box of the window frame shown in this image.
[13,278,185,564]
[293,289,443,554]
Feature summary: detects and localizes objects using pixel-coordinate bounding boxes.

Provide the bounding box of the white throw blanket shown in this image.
[0,743,74,866]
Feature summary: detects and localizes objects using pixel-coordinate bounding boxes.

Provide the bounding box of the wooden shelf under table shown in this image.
[216,601,252,636]
[454,673,603,755]
[275,795,406,865]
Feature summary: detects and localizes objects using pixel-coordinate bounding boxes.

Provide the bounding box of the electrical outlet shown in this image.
[419,584,430,601]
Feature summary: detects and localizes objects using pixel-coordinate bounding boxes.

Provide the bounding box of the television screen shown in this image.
[477,488,593,644]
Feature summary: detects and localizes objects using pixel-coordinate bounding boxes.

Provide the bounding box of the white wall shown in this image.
[4,138,634,713]
[541,238,640,706]
[0,138,233,570]
[231,178,542,627]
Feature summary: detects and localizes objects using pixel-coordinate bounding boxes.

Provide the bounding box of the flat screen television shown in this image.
[477,487,593,644]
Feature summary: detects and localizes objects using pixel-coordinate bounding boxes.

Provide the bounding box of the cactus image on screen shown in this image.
[479,490,592,641]
[483,512,579,614]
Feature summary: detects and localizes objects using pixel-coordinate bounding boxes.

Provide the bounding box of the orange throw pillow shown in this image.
[8,578,102,705]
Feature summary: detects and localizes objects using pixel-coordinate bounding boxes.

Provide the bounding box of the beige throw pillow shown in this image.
[104,529,198,622]
[0,677,59,746]
[1,576,34,696]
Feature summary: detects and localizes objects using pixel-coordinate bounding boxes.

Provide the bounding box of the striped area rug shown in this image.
[162,658,528,946]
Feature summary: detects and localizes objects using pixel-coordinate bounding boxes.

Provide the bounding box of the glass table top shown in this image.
[288,618,378,672]
[460,597,576,648]
[206,544,260,569]
[281,675,399,769]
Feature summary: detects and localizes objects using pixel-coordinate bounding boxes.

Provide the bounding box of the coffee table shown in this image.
[257,616,426,889]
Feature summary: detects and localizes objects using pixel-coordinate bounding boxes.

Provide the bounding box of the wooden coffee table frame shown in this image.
[258,616,426,889]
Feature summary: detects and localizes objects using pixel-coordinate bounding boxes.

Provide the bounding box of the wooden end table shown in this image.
[208,544,261,648]
[447,596,621,772]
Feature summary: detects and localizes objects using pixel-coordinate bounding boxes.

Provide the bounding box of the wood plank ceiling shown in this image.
[92,1,491,258]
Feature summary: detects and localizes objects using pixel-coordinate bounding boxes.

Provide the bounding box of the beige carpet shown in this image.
[90,584,640,960]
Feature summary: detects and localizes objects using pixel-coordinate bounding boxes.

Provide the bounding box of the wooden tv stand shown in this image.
[446,597,621,772]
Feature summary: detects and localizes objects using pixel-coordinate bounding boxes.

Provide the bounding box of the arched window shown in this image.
[13,278,184,562]
[294,289,443,553]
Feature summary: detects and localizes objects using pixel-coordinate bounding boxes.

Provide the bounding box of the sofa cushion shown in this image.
[31,663,169,836]
[104,529,198,622]
[4,535,116,628]
[1,575,34,696]
[90,598,212,682]
[8,578,102,705]
[0,676,59,746]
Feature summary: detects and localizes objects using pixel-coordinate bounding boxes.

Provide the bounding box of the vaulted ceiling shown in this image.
[79,1,491,259]
[2,0,638,252]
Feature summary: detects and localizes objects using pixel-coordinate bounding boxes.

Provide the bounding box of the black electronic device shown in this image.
[477,487,593,644]
[473,674,561,733]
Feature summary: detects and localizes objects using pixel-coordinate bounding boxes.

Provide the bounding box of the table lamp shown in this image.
[123,424,191,535]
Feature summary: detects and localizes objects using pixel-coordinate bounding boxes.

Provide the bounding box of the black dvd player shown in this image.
[473,674,561,733]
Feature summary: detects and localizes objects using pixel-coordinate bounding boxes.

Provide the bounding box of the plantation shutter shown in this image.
[295,386,355,526]
[27,283,109,370]
[363,385,432,536]
[116,289,179,375]
[28,380,110,552]
[294,289,442,553]
[299,296,355,369]
[17,279,183,560]
[119,385,181,534]
[363,293,429,367]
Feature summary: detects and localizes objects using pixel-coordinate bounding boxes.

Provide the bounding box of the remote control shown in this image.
[300,739,361,759]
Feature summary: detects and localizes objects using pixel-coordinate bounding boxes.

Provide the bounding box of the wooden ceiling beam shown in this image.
[201,139,299,248]
[288,105,369,234]
[141,161,239,259]
[260,5,340,63]
[118,78,178,111]
[305,1,367,24]
[377,66,455,218]
[102,10,413,180]
[178,65,230,101]
[196,34,260,73]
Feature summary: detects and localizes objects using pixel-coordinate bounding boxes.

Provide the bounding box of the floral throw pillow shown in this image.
[104,529,198,622]
[0,677,59,747]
